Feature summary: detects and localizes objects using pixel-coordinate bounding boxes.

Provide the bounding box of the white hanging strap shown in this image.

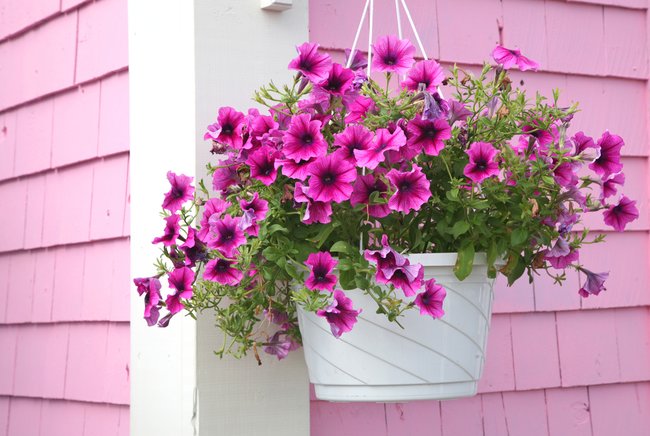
[367,0,374,77]
[400,0,427,60]
[394,0,403,39]
[346,0,370,69]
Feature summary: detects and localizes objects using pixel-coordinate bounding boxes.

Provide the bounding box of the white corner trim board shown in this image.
[129,0,309,435]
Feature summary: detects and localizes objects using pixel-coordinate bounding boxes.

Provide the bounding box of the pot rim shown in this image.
[405,252,489,267]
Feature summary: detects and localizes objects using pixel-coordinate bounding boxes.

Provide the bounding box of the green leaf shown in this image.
[330,241,353,254]
[450,221,470,238]
[339,270,356,290]
[454,242,475,281]
[510,228,528,246]
[307,222,340,248]
[267,224,289,235]
[486,240,498,279]
[507,255,526,285]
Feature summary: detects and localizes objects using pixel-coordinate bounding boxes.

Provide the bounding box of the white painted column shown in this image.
[129,1,310,434]
[194,1,310,434]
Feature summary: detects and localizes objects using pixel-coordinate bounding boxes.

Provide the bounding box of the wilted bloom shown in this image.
[134,277,162,326]
[354,128,406,169]
[305,251,338,292]
[152,214,181,246]
[578,268,609,298]
[386,164,431,214]
[264,331,293,360]
[307,154,357,203]
[423,92,449,121]
[406,116,451,156]
[333,124,373,164]
[364,235,424,296]
[294,182,333,224]
[350,173,391,218]
[589,131,624,178]
[553,161,578,188]
[240,192,269,222]
[288,42,333,83]
[403,60,444,92]
[601,172,625,200]
[209,107,246,149]
[165,267,195,314]
[464,141,500,184]
[197,198,231,242]
[316,290,361,338]
[344,48,368,71]
[603,195,639,232]
[492,45,539,71]
[546,249,579,270]
[162,171,195,213]
[345,95,375,124]
[207,214,246,257]
[180,227,208,267]
[203,258,243,286]
[246,145,279,185]
[316,63,355,96]
[212,156,241,193]
[414,279,446,318]
[447,100,472,125]
[371,35,416,74]
[572,131,596,156]
[283,114,328,162]
[277,158,314,181]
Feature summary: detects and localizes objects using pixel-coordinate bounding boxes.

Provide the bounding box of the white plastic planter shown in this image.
[297,253,495,402]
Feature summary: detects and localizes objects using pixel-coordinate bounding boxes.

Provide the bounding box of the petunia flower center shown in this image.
[325,77,343,92]
[313,266,329,281]
[423,128,438,139]
[322,172,337,185]
[475,159,488,171]
[398,180,412,192]
[222,124,234,135]
[301,133,314,144]
[221,228,234,242]
[215,260,229,272]
[383,55,397,65]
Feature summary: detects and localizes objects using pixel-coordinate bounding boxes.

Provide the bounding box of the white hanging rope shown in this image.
[346,0,370,69]
[399,0,427,60]
[367,0,374,77]
[394,0,403,39]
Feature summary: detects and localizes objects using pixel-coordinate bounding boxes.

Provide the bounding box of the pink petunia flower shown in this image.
[371,35,416,75]
[364,235,424,296]
[277,158,314,181]
[207,214,247,257]
[333,124,373,164]
[600,172,625,201]
[464,142,500,184]
[414,279,446,318]
[152,214,181,247]
[288,42,333,83]
[354,128,406,169]
[212,156,241,193]
[316,290,361,338]
[162,171,195,213]
[386,164,432,214]
[165,267,195,314]
[205,107,246,149]
[492,45,539,71]
[603,195,639,232]
[203,258,244,286]
[197,198,231,243]
[134,276,162,326]
[578,269,608,298]
[403,60,445,93]
[246,145,279,186]
[447,100,472,125]
[307,154,357,203]
[305,252,338,292]
[349,173,391,218]
[406,116,451,156]
[589,131,624,179]
[344,48,368,71]
[315,63,355,96]
[344,95,375,124]
[282,114,328,162]
[294,182,333,224]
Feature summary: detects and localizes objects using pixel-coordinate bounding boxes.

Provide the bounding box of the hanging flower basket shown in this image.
[134,27,639,402]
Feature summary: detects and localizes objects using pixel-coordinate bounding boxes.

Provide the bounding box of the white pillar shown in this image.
[129,1,310,434]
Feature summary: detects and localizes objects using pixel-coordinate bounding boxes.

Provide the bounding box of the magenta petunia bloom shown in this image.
[197,198,231,242]
[403,60,445,92]
[305,251,338,292]
[349,173,391,218]
[282,114,328,162]
[165,267,195,314]
[263,331,293,360]
[345,95,375,124]
[248,113,279,148]
[553,161,578,188]
[578,269,609,298]
[240,192,269,222]
[212,156,241,193]
[333,124,373,164]
[207,214,247,257]
[364,235,424,296]
[589,131,624,178]
[371,35,416,75]
[386,164,431,214]
[211,107,246,149]
[572,131,596,156]
[288,42,333,83]
[603,195,639,232]
[277,158,314,181]
[316,63,355,96]
[162,171,195,213]
[492,45,539,71]
[344,48,368,71]
[414,278,446,318]
[406,116,451,156]
[307,154,357,203]
[203,258,243,286]
[134,277,162,326]
[546,249,579,270]
[246,145,279,186]
[447,100,472,125]
[316,290,361,338]
[464,141,500,184]
[521,122,556,148]
[152,214,181,246]
[354,128,406,169]
[294,182,333,224]
[180,227,207,267]
[601,172,625,200]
